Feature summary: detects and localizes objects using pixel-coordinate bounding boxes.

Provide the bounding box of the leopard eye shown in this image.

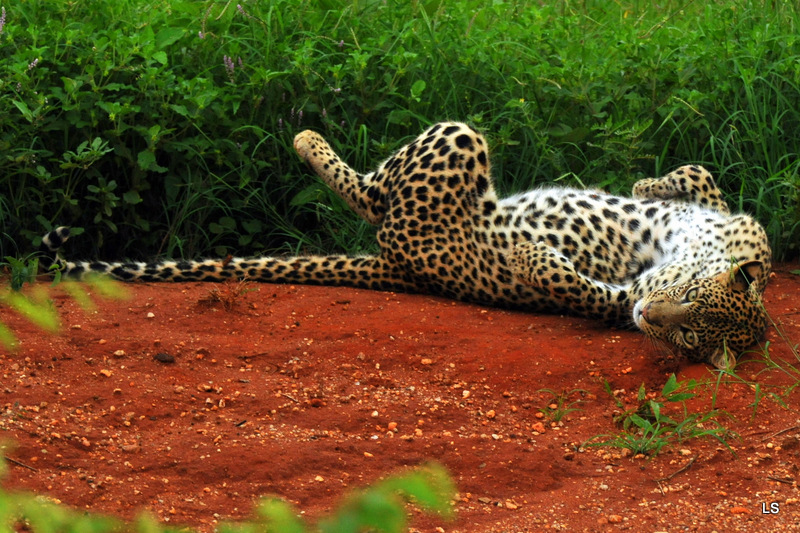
[681,327,697,347]
[683,288,699,303]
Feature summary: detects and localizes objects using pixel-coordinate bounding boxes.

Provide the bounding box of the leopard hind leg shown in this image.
[294,130,389,225]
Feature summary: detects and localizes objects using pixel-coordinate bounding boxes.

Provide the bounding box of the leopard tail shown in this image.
[40,227,412,292]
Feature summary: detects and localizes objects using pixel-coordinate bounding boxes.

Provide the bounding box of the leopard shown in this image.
[42,122,772,369]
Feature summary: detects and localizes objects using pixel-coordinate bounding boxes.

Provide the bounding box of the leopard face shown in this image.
[633,262,767,369]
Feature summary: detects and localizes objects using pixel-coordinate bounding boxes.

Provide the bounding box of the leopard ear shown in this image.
[708,346,736,370]
[714,260,764,292]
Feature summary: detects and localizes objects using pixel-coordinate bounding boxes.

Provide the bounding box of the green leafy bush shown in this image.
[0,456,454,533]
[1,1,798,260]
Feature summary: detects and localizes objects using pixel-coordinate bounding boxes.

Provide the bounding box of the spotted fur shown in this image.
[42,122,772,367]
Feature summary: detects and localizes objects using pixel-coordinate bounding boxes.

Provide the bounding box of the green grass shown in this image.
[585,374,737,456]
[1,0,799,260]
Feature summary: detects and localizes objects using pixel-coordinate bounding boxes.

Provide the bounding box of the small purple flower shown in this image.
[0,7,7,35]
[297,110,303,125]
[322,108,327,119]
[338,40,344,49]
[27,58,39,71]
[278,118,284,131]
[198,31,205,39]
[223,55,235,82]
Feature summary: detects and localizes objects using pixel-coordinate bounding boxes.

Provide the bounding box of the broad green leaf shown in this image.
[137,150,168,173]
[2,290,59,333]
[152,51,168,65]
[123,190,142,204]
[12,100,33,122]
[629,413,653,431]
[661,374,678,397]
[155,27,185,48]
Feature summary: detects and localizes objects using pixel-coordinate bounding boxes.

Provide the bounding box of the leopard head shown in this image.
[633,261,768,369]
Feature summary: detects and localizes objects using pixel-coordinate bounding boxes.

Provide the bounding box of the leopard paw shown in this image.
[293,130,333,163]
[509,241,573,288]
[632,178,662,200]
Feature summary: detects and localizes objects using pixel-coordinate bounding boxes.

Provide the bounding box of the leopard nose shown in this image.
[638,302,664,326]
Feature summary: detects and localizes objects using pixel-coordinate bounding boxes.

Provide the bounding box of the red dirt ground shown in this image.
[2,265,800,532]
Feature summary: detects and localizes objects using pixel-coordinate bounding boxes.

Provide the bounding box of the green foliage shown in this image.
[315,462,454,533]
[0,457,454,533]
[586,375,736,456]
[0,275,128,348]
[0,285,59,348]
[2,255,39,290]
[1,0,799,260]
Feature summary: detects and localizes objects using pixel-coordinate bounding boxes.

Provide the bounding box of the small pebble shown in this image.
[153,352,175,364]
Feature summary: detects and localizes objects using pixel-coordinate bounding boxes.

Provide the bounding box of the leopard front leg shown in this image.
[509,242,633,323]
[632,165,730,215]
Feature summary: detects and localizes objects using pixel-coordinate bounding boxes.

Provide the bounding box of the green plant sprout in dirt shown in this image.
[0,456,454,533]
[585,374,737,457]
[536,388,587,423]
[2,255,40,292]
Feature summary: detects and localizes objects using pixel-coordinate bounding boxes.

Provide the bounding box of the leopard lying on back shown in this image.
[43,122,772,369]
